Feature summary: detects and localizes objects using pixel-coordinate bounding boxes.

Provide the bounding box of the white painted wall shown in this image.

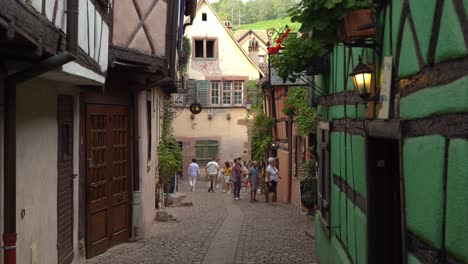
[133,88,164,239]
[78,0,110,72]
[184,1,261,80]
[24,0,66,31]
[15,78,80,264]
[173,108,250,164]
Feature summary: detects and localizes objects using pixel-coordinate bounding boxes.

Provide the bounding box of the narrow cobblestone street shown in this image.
[86,179,316,264]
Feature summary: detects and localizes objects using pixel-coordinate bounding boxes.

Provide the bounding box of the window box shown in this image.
[340,9,376,42]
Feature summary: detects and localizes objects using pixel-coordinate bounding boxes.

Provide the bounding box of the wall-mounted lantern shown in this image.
[226,113,231,120]
[208,113,213,120]
[350,56,378,101]
[245,99,252,110]
[270,142,279,150]
[190,113,195,120]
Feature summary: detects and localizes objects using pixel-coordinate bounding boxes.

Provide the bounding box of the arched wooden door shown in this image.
[85,104,131,258]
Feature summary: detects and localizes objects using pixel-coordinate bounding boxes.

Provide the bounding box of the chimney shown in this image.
[248,37,259,65]
[224,20,233,31]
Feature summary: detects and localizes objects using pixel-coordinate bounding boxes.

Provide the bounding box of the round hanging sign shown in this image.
[189,102,202,114]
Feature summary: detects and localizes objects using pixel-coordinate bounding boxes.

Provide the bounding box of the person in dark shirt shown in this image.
[232,160,243,200]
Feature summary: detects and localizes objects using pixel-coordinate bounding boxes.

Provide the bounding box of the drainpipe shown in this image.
[3,1,77,261]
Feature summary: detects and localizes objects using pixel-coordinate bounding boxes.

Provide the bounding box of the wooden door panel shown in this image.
[86,105,130,258]
[57,95,74,264]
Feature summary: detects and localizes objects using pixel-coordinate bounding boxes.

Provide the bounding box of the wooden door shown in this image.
[85,104,131,258]
[57,95,74,264]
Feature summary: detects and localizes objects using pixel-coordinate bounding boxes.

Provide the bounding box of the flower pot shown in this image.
[306,56,327,75]
[343,9,376,41]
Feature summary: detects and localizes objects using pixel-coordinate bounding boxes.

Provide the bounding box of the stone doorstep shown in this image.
[155,211,177,222]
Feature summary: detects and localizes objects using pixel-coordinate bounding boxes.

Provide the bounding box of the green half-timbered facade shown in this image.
[314,0,468,263]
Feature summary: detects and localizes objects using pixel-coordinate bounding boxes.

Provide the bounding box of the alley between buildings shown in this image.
[85,180,316,264]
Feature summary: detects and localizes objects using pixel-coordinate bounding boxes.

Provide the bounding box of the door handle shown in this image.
[117,195,123,203]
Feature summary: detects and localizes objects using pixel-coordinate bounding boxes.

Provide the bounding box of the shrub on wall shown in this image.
[156,100,182,207]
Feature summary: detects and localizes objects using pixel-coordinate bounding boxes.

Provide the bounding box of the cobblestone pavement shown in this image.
[86,179,316,264]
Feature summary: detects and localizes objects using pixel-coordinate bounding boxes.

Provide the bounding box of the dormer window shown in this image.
[202,13,207,21]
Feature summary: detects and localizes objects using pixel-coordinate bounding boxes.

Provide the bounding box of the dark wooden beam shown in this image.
[7,51,75,84]
[317,90,365,106]
[366,119,400,139]
[407,232,464,264]
[0,0,65,55]
[399,56,468,97]
[428,0,445,66]
[333,175,367,214]
[331,119,366,136]
[402,113,468,139]
[109,45,168,74]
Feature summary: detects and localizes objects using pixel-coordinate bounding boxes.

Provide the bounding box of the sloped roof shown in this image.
[235,29,269,45]
[195,0,264,77]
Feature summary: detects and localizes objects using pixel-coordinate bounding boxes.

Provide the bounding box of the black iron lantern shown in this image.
[350,56,373,99]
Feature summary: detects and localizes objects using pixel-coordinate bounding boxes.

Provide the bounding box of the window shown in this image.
[259,55,265,63]
[195,40,204,58]
[233,82,243,105]
[202,13,207,21]
[193,38,217,59]
[222,82,232,105]
[195,140,219,166]
[211,82,220,105]
[206,40,215,58]
[318,121,331,228]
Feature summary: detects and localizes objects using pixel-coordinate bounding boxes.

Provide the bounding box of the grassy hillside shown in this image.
[237,17,301,32]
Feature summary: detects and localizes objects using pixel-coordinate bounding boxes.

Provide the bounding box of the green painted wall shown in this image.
[400,76,468,119]
[408,254,423,264]
[409,0,437,64]
[404,135,445,249]
[398,19,421,77]
[315,0,468,263]
[435,0,467,63]
[445,138,468,263]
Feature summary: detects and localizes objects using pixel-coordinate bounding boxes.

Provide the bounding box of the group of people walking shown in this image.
[186,156,281,205]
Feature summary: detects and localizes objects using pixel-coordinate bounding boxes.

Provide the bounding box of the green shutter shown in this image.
[195,140,219,166]
[196,80,210,106]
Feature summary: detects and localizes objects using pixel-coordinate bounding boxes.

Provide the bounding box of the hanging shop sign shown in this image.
[189,102,202,114]
[269,56,309,87]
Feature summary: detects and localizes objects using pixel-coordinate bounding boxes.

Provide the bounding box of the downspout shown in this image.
[2,1,77,262]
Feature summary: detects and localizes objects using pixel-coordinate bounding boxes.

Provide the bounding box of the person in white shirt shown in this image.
[187,158,200,191]
[205,158,219,193]
[265,157,281,205]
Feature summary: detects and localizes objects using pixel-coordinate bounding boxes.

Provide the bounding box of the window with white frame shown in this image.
[211,82,220,105]
[222,82,232,105]
[233,82,243,105]
[208,80,245,106]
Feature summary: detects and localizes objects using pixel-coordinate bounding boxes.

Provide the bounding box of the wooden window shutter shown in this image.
[186,79,197,105]
[196,80,210,106]
[318,121,331,228]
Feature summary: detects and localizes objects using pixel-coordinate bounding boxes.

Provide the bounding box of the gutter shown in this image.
[3,1,77,262]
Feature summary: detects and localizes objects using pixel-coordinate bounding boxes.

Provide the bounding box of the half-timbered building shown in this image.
[313,1,468,263]
[172,0,263,174]
[0,0,195,262]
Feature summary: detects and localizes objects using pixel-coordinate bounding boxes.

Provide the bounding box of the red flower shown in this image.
[286,28,292,33]
[276,37,283,44]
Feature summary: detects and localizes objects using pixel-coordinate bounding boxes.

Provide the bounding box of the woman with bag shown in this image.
[265,157,281,205]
